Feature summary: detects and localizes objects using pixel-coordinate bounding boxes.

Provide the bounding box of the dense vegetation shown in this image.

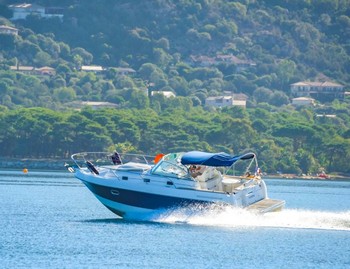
[0,0,350,174]
[1,104,350,174]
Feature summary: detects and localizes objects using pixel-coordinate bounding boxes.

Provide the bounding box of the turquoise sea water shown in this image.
[0,170,349,269]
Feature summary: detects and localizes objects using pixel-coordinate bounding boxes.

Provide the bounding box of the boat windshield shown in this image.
[151,158,190,179]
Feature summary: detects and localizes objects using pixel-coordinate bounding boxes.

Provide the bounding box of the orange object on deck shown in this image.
[154,153,165,164]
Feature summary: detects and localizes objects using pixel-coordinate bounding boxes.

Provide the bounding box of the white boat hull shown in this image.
[75,168,277,219]
[70,151,285,219]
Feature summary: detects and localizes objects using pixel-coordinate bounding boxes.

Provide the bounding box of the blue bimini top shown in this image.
[180,151,255,167]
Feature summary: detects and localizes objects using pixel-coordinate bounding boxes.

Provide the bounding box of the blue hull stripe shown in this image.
[82,181,211,210]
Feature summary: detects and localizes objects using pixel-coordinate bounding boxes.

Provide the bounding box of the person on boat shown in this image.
[255,167,262,176]
[245,171,255,178]
[189,165,205,178]
[111,151,122,165]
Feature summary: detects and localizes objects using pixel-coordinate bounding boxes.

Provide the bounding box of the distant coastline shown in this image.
[0,158,70,171]
[266,174,350,181]
[1,158,349,181]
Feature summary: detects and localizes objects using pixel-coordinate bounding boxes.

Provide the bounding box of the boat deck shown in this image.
[246,198,285,213]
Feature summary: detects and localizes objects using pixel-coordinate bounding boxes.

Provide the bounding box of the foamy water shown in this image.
[153,206,350,231]
[1,171,349,268]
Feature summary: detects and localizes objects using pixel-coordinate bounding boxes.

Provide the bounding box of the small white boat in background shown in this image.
[69,151,285,219]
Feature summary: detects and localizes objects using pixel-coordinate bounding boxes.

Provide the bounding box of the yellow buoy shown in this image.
[23,168,28,174]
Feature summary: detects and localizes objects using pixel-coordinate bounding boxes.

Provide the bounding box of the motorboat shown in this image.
[69,151,285,219]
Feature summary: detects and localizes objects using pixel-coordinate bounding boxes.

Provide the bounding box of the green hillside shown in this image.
[0,0,350,174]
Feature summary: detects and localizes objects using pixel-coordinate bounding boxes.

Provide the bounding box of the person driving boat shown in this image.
[189,165,205,178]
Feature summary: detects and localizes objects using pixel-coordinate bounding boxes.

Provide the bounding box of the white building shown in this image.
[205,95,247,108]
[0,25,18,35]
[81,65,105,73]
[290,81,344,100]
[291,97,315,106]
[151,91,176,98]
[9,3,63,20]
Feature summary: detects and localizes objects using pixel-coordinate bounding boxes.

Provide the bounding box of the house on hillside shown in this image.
[292,97,315,107]
[81,65,105,73]
[44,7,64,19]
[0,25,18,35]
[10,65,35,74]
[315,114,336,119]
[35,66,56,76]
[290,81,345,101]
[151,91,176,98]
[67,101,119,110]
[10,66,55,76]
[81,66,136,77]
[8,3,64,20]
[206,96,232,107]
[231,93,248,101]
[205,94,247,108]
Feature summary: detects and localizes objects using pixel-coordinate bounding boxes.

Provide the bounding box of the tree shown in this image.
[59,42,71,59]
[138,63,162,80]
[0,81,10,96]
[52,76,66,88]
[150,70,168,88]
[113,75,135,89]
[156,37,170,51]
[169,76,189,96]
[272,123,317,152]
[71,47,93,65]
[296,149,319,174]
[253,87,273,103]
[153,48,172,68]
[129,89,149,109]
[18,40,41,59]
[323,136,350,172]
[56,64,71,77]
[270,91,289,106]
[276,59,296,90]
[73,54,83,69]
[34,51,52,66]
[53,87,76,102]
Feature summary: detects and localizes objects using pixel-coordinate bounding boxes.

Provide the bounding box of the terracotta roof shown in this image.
[36,66,55,71]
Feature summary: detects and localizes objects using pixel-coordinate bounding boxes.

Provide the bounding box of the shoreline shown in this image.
[265,174,350,181]
[1,158,349,181]
[0,158,71,171]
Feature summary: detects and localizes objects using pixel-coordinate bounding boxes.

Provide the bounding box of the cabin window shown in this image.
[151,160,190,179]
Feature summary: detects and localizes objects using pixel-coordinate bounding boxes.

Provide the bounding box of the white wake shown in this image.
[152,206,350,231]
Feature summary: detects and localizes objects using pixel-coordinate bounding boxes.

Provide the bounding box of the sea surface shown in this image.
[0,170,349,269]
